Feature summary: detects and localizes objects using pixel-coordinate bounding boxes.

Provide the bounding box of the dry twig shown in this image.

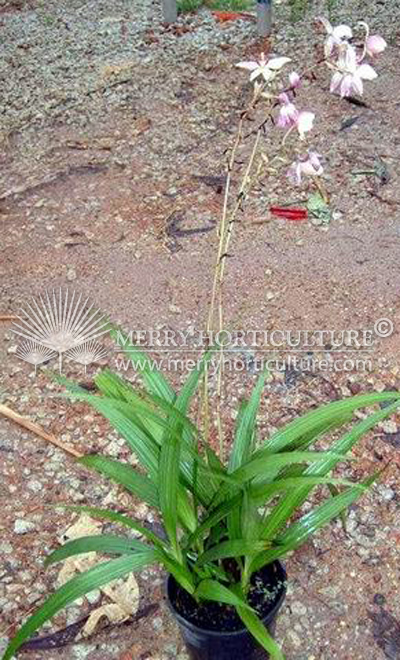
[0,403,83,458]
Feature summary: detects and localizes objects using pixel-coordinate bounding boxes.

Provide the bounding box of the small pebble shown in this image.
[13,519,37,535]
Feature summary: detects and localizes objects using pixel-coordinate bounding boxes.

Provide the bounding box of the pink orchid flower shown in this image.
[330,44,377,97]
[288,152,324,185]
[276,95,315,138]
[236,53,292,82]
[288,71,301,89]
[319,17,352,57]
[277,93,299,128]
[366,34,387,57]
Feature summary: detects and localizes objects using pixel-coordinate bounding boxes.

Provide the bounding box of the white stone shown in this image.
[14,519,37,535]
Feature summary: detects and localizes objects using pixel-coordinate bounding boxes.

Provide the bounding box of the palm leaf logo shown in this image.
[12,289,109,373]
[66,340,108,375]
[16,340,56,375]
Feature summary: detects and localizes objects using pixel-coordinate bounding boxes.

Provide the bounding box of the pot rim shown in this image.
[166,559,287,638]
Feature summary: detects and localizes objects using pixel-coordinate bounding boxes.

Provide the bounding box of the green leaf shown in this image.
[241,488,263,542]
[62,369,217,509]
[185,494,242,549]
[2,552,157,660]
[158,423,181,555]
[44,534,150,566]
[197,539,270,566]
[53,504,166,549]
[79,455,159,508]
[195,579,254,612]
[233,588,285,660]
[226,375,266,543]
[249,476,364,503]
[72,392,160,478]
[260,400,400,542]
[280,473,377,548]
[111,326,176,402]
[228,373,266,472]
[156,550,196,595]
[158,352,212,555]
[250,473,378,572]
[232,451,349,485]
[95,373,196,440]
[264,392,400,454]
[94,370,199,444]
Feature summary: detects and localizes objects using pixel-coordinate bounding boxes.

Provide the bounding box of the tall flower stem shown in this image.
[204,86,268,458]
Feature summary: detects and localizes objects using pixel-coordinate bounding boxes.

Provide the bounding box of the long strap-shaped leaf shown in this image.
[251,416,353,486]
[260,401,400,542]
[156,549,196,595]
[249,476,364,503]
[95,370,199,443]
[159,421,181,556]
[79,369,217,508]
[263,392,400,454]
[195,579,254,612]
[54,504,167,549]
[79,454,195,534]
[111,327,176,402]
[233,586,285,660]
[227,374,266,542]
[228,373,266,472]
[214,451,349,503]
[70,389,160,478]
[250,472,378,573]
[44,534,151,566]
[65,381,209,532]
[79,455,159,507]
[2,552,157,660]
[106,334,221,505]
[185,493,242,549]
[196,539,270,566]
[158,352,212,556]
[64,369,218,508]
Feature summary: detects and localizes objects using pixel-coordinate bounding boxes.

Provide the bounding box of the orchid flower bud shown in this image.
[288,71,301,89]
[365,35,387,57]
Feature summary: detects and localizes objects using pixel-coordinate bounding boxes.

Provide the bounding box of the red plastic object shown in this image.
[270,206,308,221]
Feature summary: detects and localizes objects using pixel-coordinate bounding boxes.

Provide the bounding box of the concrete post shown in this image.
[162,0,177,23]
[257,0,272,37]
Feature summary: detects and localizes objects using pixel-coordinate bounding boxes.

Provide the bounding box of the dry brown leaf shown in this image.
[102,573,140,616]
[61,514,103,540]
[57,514,102,586]
[81,574,140,637]
[57,514,140,636]
[82,603,129,636]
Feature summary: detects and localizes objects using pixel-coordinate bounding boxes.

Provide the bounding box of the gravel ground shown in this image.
[1,0,400,658]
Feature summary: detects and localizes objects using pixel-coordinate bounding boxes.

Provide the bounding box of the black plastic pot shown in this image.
[167,561,287,660]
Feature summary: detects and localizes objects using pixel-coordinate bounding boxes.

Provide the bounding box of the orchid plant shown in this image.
[3,19,389,660]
